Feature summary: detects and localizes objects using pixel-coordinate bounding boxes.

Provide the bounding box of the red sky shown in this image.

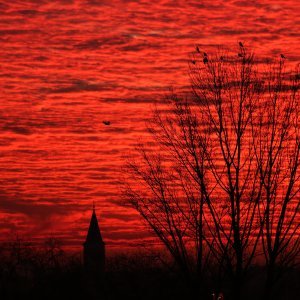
[0,0,299,251]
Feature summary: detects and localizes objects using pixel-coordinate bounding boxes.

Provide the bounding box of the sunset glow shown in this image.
[0,0,299,251]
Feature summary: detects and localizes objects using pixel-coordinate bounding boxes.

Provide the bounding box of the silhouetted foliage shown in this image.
[0,238,299,300]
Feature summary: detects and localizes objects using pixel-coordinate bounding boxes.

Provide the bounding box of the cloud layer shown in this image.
[0,0,299,250]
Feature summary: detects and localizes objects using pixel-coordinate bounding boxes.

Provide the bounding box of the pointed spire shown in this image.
[85,203,104,244]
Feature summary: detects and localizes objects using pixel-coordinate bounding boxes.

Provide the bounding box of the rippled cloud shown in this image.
[0,0,299,251]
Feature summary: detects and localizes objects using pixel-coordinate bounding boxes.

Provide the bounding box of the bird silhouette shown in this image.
[103,121,111,125]
[239,41,244,48]
[191,60,196,65]
[196,46,200,53]
[280,54,286,59]
[203,57,208,64]
[203,52,208,57]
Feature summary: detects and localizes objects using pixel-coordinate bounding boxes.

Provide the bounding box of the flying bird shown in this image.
[103,121,111,125]
[239,41,244,48]
[203,57,208,64]
[203,52,208,57]
[196,45,200,53]
[280,54,286,59]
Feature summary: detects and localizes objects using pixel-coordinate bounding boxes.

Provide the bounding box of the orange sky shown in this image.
[0,0,299,251]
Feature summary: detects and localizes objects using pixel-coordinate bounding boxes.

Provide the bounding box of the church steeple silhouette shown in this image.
[83,203,105,275]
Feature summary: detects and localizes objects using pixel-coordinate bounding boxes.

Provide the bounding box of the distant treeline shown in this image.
[0,237,299,300]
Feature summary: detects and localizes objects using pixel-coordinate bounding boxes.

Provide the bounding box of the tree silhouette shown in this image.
[255,60,300,300]
[124,45,300,300]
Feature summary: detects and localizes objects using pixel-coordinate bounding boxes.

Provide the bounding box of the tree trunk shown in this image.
[233,258,243,300]
[263,263,274,300]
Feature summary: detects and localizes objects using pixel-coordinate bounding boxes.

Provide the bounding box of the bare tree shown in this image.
[43,237,65,270]
[124,95,216,278]
[254,61,300,300]
[188,46,264,300]
[124,45,299,300]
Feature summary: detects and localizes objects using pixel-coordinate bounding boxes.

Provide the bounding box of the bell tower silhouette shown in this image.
[83,203,105,276]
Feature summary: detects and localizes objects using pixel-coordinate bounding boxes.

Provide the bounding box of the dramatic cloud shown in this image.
[0,0,299,251]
